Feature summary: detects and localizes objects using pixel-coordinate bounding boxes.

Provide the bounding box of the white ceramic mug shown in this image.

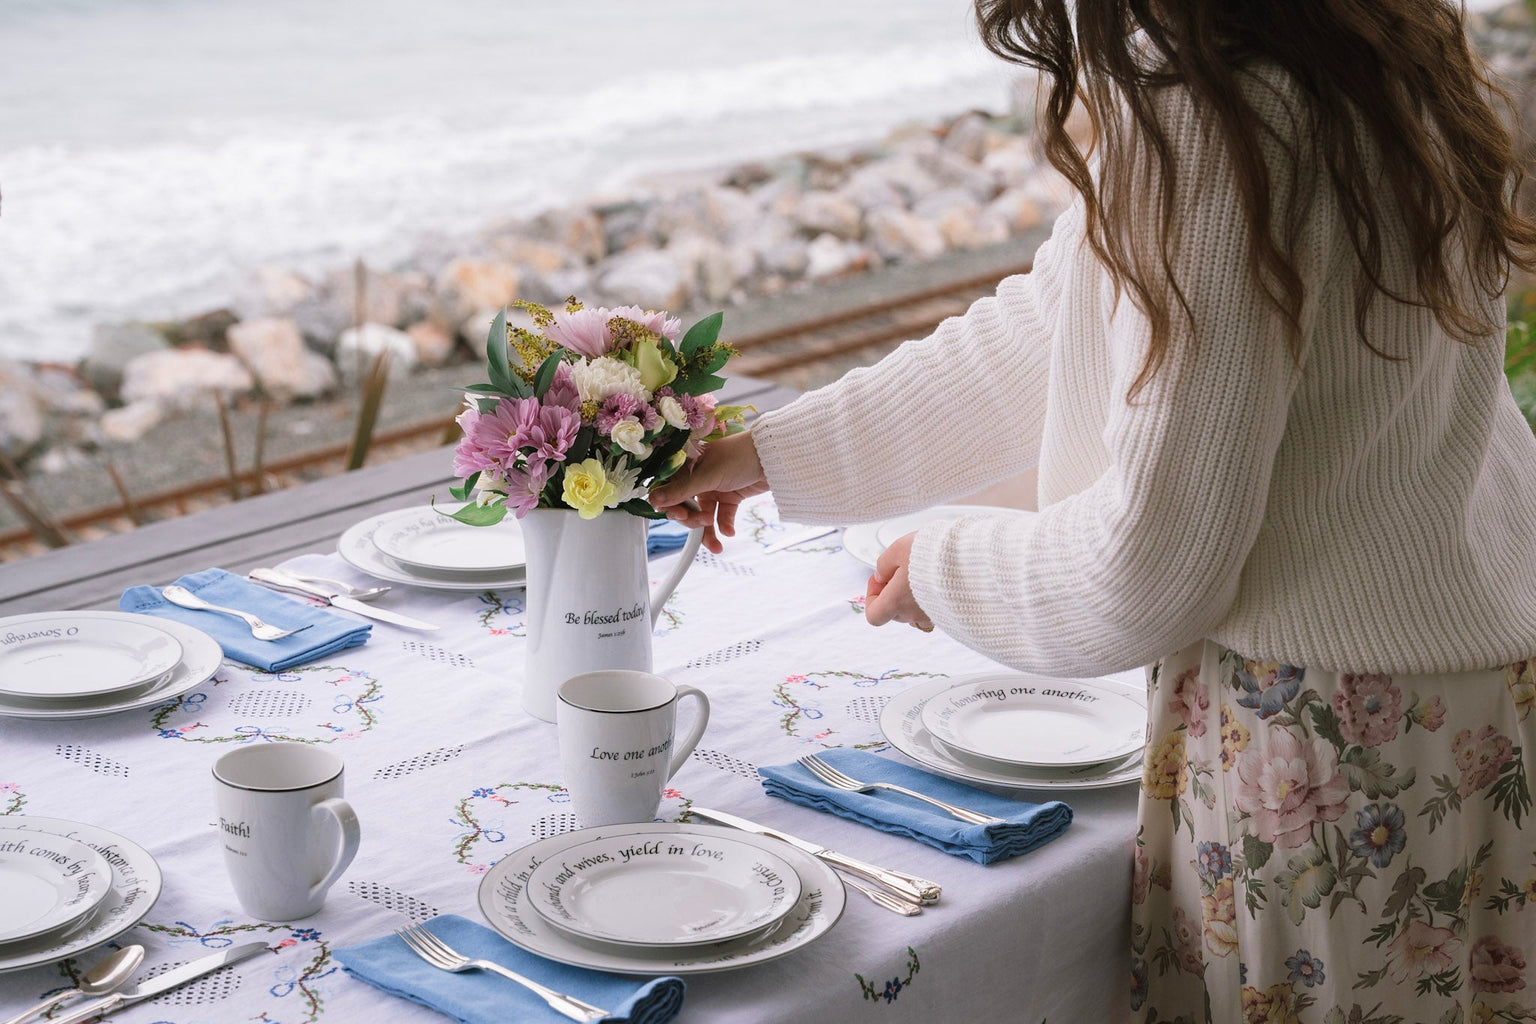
[557,670,710,827]
[211,743,361,921]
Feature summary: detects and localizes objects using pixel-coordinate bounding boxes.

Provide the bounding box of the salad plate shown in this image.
[920,673,1145,769]
[0,829,112,945]
[0,613,182,700]
[0,817,162,974]
[880,673,1146,791]
[0,614,222,721]
[339,510,527,591]
[480,822,843,974]
[371,506,527,573]
[526,831,801,951]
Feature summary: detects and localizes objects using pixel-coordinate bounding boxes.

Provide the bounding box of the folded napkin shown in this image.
[759,747,1073,864]
[335,915,685,1024]
[119,567,370,673]
[646,519,692,556]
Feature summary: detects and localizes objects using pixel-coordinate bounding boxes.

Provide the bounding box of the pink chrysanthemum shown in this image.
[596,394,658,436]
[543,362,580,412]
[608,304,682,341]
[546,307,613,358]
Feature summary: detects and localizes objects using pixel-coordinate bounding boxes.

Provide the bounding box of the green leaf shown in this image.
[448,470,480,502]
[1340,746,1415,800]
[680,311,723,359]
[619,498,667,520]
[638,428,690,481]
[476,396,501,414]
[440,501,508,527]
[1242,833,1274,873]
[486,308,512,391]
[460,382,503,394]
[672,372,726,397]
[533,351,564,399]
[566,426,596,465]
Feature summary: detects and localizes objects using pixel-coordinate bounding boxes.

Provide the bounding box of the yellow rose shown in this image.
[561,457,618,519]
[625,335,678,393]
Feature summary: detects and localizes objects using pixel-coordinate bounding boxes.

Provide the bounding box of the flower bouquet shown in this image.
[446,298,746,523]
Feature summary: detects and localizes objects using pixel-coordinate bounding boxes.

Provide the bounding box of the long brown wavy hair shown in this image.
[975,0,1536,394]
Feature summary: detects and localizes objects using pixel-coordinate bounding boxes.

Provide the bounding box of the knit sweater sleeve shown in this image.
[748,217,1070,524]
[907,87,1334,675]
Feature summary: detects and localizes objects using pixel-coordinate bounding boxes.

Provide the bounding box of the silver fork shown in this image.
[161,585,313,641]
[798,754,1007,826]
[395,923,609,1023]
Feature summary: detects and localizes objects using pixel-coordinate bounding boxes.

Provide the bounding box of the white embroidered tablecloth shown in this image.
[0,493,1137,1023]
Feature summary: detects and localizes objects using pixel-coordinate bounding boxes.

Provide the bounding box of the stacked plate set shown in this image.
[339,506,527,590]
[0,611,221,721]
[0,818,162,975]
[879,671,1147,790]
[477,822,845,975]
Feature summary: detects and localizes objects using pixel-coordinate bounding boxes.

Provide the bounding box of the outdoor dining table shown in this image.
[0,376,1137,1024]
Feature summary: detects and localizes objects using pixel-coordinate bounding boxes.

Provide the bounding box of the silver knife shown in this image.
[761,525,841,554]
[689,806,941,904]
[248,568,440,631]
[51,942,269,1024]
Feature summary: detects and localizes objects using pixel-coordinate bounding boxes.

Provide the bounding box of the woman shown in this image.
[653,1,1536,1021]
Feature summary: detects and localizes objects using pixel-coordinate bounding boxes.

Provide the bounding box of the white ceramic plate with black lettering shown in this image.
[0,613,182,700]
[479,822,843,974]
[0,614,222,721]
[920,673,1146,769]
[0,829,112,945]
[340,510,527,591]
[371,506,527,573]
[526,831,802,950]
[842,505,1034,569]
[880,673,1146,791]
[0,817,162,974]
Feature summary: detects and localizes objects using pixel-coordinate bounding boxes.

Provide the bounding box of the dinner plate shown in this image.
[371,506,528,573]
[526,832,802,950]
[0,829,112,945]
[842,505,1034,569]
[0,613,182,700]
[0,817,162,974]
[0,614,222,721]
[479,822,844,974]
[880,673,1146,791]
[340,510,527,591]
[920,673,1146,769]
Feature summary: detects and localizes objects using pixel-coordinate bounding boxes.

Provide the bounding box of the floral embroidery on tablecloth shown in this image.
[136,919,335,1023]
[476,591,526,637]
[149,665,382,745]
[855,946,921,1004]
[0,782,24,815]
[774,670,945,750]
[745,503,841,555]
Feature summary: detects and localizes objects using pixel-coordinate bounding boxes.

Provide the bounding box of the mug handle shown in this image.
[666,684,710,779]
[307,797,361,902]
[649,526,705,627]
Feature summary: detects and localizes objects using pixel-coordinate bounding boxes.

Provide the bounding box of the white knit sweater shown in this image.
[751,79,1536,677]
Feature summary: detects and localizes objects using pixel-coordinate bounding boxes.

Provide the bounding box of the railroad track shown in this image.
[0,260,1029,561]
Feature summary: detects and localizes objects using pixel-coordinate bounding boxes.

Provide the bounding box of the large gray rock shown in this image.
[235,266,315,319]
[667,234,747,305]
[98,401,166,444]
[0,359,43,458]
[81,323,170,398]
[842,155,939,210]
[226,317,338,400]
[594,248,688,310]
[865,208,947,262]
[794,192,863,241]
[804,234,871,281]
[943,111,992,163]
[703,186,761,240]
[325,267,433,329]
[406,320,455,367]
[434,259,521,329]
[919,148,999,203]
[532,207,605,264]
[119,348,255,411]
[334,323,419,382]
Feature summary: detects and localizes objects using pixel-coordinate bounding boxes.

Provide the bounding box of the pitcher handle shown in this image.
[649,526,704,627]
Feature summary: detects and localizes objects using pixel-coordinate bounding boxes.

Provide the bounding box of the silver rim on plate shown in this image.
[0,829,113,945]
[478,821,844,975]
[0,613,183,700]
[369,505,528,573]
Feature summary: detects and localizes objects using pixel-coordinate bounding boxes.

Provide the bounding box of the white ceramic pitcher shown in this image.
[518,509,704,722]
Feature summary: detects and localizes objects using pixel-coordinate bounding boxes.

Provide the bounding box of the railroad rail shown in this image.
[0,260,1029,561]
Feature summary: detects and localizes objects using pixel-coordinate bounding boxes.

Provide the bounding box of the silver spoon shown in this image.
[0,944,145,1024]
[281,572,391,600]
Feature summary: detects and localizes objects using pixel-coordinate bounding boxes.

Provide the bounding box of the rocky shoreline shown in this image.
[1,2,1531,507]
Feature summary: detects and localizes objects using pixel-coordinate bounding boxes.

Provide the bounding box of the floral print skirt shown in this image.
[1132,642,1536,1024]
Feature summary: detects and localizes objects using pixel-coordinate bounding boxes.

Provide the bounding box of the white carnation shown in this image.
[658,395,689,429]
[572,356,649,404]
[604,458,646,505]
[609,417,652,458]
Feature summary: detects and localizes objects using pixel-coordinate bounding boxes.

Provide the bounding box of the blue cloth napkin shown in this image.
[334,915,685,1024]
[759,747,1073,864]
[646,519,692,556]
[119,567,370,673]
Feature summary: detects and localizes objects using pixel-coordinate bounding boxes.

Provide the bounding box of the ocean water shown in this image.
[0,0,1014,363]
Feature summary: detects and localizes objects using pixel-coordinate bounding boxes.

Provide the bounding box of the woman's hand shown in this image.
[865,532,934,632]
[649,431,770,553]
